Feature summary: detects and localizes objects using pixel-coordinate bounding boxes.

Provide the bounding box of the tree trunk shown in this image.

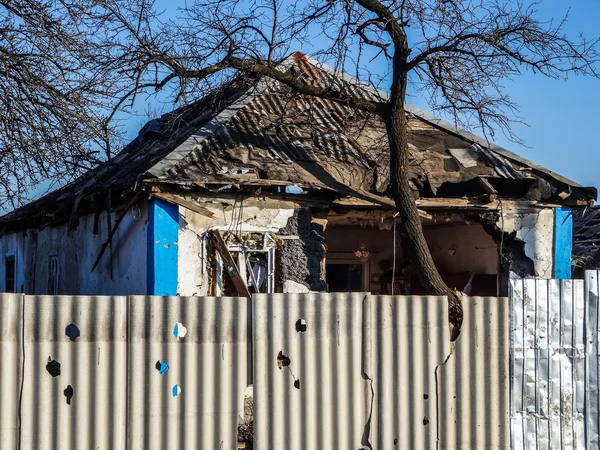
[385,71,463,331]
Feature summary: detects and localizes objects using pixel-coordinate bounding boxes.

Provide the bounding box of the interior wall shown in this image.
[424,223,498,275]
[177,195,297,296]
[325,222,498,294]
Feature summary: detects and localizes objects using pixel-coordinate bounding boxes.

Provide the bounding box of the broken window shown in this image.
[214,232,276,296]
[4,255,15,293]
[48,253,59,295]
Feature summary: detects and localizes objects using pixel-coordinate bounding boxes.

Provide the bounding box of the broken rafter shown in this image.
[152,192,215,218]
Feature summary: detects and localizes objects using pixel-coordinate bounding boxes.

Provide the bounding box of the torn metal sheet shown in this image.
[510,278,587,449]
[586,271,600,449]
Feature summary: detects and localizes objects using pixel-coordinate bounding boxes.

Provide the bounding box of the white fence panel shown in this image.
[127,295,248,450]
[254,293,510,449]
[510,279,587,450]
[437,296,510,449]
[20,295,128,450]
[253,292,369,449]
[0,294,22,448]
[586,271,600,448]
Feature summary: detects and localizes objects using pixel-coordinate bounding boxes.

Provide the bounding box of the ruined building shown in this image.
[0,54,594,297]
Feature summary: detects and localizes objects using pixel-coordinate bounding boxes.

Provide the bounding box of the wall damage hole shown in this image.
[394,438,398,446]
[295,319,307,332]
[423,416,429,426]
[64,385,74,405]
[172,384,182,397]
[294,379,301,389]
[423,393,429,400]
[155,360,169,375]
[277,351,291,369]
[173,322,188,341]
[65,323,80,342]
[46,357,61,378]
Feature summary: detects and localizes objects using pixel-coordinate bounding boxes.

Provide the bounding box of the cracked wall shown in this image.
[509,209,554,278]
[479,208,555,294]
[0,201,148,295]
[177,195,296,296]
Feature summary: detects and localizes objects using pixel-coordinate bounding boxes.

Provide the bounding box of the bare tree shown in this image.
[5,0,600,329]
[0,0,124,209]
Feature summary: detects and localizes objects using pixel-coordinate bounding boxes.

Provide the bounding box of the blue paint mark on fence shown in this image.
[173,322,187,340]
[147,198,179,295]
[155,361,169,375]
[554,207,573,279]
[172,384,181,397]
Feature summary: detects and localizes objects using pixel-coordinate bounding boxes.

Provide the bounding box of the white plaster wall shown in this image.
[0,200,149,295]
[501,208,555,278]
[177,196,296,296]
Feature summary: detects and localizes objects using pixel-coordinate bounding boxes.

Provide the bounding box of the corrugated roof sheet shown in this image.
[1,52,594,229]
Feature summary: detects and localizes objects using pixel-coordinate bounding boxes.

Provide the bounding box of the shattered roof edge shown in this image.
[300,53,588,191]
[145,79,266,178]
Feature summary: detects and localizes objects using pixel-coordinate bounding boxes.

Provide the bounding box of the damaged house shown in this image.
[0,53,594,297]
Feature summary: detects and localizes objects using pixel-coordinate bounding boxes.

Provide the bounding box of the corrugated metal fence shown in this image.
[1,280,599,449]
[253,293,510,449]
[0,294,248,450]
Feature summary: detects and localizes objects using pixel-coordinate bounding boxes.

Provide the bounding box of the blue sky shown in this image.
[404,1,600,191]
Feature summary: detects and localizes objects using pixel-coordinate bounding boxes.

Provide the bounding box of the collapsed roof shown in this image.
[0,52,595,232]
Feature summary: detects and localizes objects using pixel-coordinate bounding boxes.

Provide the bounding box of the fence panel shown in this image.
[365,295,450,449]
[254,293,510,449]
[20,295,128,450]
[253,292,369,449]
[510,278,587,450]
[437,296,510,449]
[127,295,248,450]
[586,271,600,448]
[0,294,22,448]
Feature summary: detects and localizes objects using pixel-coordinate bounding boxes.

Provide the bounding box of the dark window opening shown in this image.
[326,262,365,292]
[5,256,15,293]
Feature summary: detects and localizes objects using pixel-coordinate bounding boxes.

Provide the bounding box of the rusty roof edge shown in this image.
[301,54,592,194]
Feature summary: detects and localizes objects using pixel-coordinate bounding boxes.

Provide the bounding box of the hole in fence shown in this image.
[155,360,169,375]
[46,357,61,378]
[65,323,80,342]
[294,379,300,389]
[173,322,187,340]
[64,385,74,405]
[277,351,291,369]
[172,384,182,397]
[423,393,428,400]
[423,416,429,426]
[295,319,307,332]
